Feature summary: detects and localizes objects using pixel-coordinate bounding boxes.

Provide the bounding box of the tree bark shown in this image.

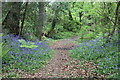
[68,9,73,21]
[79,12,83,22]
[2,2,22,35]
[20,2,28,36]
[36,2,45,40]
[110,1,120,36]
[51,18,56,30]
[107,1,120,41]
[47,6,59,38]
[51,10,58,30]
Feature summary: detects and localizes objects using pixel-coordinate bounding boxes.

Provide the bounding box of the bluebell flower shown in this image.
[34,42,39,45]
[3,63,8,66]
[9,34,14,38]
[105,57,109,61]
[17,60,21,62]
[32,48,38,51]
[23,62,26,64]
[118,68,120,71]
[98,63,100,65]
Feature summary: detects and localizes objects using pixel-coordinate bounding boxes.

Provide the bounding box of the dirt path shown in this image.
[20,37,97,78]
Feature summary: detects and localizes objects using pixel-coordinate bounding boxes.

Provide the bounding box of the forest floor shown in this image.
[19,36,97,78]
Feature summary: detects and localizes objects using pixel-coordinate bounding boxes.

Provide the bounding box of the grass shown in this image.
[2,33,54,78]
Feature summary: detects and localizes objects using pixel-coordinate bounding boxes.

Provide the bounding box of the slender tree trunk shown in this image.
[79,12,82,22]
[47,7,59,38]
[20,2,28,36]
[68,9,73,21]
[118,2,120,52]
[110,1,120,36]
[51,11,57,30]
[51,19,56,30]
[2,11,10,26]
[79,11,83,29]
[106,1,120,43]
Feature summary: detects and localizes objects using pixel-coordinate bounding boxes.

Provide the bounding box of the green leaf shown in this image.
[18,39,38,48]
[20,45,38,48]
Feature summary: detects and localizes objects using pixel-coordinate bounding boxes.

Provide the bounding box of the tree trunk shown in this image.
[2,2,22,35]
[79,11,83,29]
[106,1,120,43]
[20,2,28,36]
[47,7,59,38]
[79,12,83,22]
[118,2,120,52]
[36,2,45,40]
[110,1,120,36]
[51,10,57,30]
[68,9,73,21]
[51,18,56,30]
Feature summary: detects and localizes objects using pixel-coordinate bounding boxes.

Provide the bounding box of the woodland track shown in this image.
[19,37,97,78]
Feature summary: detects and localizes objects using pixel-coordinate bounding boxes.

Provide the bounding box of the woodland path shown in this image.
[20,36,97,78]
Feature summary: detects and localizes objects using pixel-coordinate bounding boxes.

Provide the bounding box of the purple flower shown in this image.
[9,34,14,37]
[98,63,100,65]
[2,63,8,66]
[17,60,21,62]
[32,48,38,50]
[23,62,26,64]
[118,68,120,71]
[34,42,39,45]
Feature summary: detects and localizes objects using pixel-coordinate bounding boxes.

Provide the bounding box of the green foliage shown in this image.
[52,32,75,39]
[18,39,38,48]
[3,72,19,78]
[2,44,10,58]
[107,73,119,78]
[2,34,54,78]
[70,35,119,78]
[83,32,95,38]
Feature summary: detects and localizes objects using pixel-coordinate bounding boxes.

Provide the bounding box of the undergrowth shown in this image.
[2,33,53,78]
[70,33,119,78]
[52,31,75,39]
